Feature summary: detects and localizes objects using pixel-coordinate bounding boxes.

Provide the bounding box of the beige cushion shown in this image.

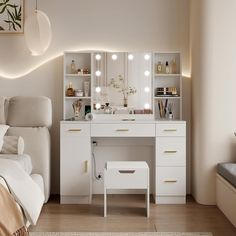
[0,125,9,151]
[1,136,24,155]
[7,96,52,128]
[0,97,6,124]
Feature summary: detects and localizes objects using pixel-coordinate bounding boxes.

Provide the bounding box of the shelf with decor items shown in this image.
[153,52,182,120]
[63,52,93,120]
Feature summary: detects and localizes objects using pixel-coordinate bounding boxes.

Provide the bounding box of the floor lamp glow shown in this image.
[25,0,52,56]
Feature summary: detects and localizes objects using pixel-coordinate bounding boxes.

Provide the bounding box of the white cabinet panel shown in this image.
[156,166,186,196]
[156,137,186,166]
[156,123,185,137]
[60,124,91,197]
[91,123,155,137]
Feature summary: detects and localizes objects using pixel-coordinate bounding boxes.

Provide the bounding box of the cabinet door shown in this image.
[60,124,91,196]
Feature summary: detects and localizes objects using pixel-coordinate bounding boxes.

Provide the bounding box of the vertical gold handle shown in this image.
[85,160,89,173]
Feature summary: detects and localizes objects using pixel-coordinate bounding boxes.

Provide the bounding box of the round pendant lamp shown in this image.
[25,0,52,56]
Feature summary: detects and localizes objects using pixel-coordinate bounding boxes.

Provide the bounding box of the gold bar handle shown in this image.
[68,129,82,132]
[116,129,129,132]
[164,150,177,154]
[85,160,89,173]
[164,180,178,183]
[164,129,177,132]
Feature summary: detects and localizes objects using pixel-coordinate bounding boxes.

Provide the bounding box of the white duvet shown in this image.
[0,158,44,225]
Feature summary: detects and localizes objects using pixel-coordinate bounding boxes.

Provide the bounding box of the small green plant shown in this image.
[0,0,22,31]
[108,75,137,100]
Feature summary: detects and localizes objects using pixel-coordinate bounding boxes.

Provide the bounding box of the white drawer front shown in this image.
[61,124,90,137]
[91,124,155,137]
[105,168,149,189]
[156,124,185,137]
[156,167,186,196]
[156,137,186,166]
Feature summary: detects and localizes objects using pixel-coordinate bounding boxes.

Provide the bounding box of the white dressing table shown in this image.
[60,119,186,205]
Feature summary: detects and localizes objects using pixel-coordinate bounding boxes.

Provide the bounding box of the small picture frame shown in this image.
[0,0,24,34]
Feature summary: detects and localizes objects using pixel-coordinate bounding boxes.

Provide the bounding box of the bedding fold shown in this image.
[0,158,44,225]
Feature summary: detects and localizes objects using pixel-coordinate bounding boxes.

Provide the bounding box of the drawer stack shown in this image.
[155,123,186,204]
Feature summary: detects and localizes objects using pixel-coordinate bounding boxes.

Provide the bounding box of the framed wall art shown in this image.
[0,0,24,33]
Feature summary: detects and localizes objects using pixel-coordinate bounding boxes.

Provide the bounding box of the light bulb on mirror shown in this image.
[144,71,150,76]
[128,54,134,60]
[144,103,150,109]
[95,54,101,60]
[95,86,101,93]
[144,87,150,93]
[95,103,101,109]
[144,54,150,60]
[112,54,118,60]
[95,70,101,77]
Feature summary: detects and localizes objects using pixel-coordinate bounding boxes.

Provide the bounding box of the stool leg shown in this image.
[146,187,150,218]
[104,187,107,217]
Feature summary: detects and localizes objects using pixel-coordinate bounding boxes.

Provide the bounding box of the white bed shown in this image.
[0,96,52,229]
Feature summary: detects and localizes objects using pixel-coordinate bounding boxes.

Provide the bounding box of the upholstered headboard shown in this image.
[3,96,52,202]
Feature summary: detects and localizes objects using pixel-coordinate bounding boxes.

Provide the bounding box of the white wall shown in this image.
[0,0,191,194]
[191,0,236,204]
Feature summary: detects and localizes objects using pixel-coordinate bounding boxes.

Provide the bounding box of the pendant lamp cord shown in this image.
[35,0,38,11]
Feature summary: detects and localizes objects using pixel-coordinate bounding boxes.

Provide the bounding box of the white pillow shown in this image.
[0,125,9,151]
[0,136,25,155]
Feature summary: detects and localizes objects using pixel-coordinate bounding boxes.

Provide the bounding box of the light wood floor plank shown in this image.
[30,195,236,236]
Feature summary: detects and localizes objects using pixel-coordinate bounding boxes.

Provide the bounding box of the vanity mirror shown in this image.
[63,51,182,120]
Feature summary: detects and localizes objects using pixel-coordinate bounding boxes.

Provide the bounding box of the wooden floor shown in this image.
[30,195,236,236]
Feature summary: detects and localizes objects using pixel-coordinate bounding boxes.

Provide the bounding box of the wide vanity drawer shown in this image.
[156,123,185,137]
[156,137,186,166]
[156,167,186,196]
[105,168,149,189]
[61,124,90,137]
[91,124,155,137]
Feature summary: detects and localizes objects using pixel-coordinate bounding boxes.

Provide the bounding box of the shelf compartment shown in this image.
[65,97,91,99]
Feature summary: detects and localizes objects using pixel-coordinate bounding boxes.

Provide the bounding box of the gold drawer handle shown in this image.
[116,129,129,132]
[164,129,177,132]
[85,160,89,173]
[119,170,135,174]
[164,150,177,154]
[68,129,82,132]
[164,180,178,183]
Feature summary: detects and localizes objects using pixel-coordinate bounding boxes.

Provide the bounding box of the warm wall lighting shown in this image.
[144,87,150,93]
[112,54,118,60]
[24,0,52,56]
[144,103,150,109]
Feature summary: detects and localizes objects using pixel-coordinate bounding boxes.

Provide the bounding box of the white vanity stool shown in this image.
[104,161,150,217]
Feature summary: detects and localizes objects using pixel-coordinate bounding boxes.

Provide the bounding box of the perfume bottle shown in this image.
[156,61,163,74]
[165,61,170,74]
[171,59,177,74]
[66,82,74,97]
[104,103,112,114]
[70,60,77,74]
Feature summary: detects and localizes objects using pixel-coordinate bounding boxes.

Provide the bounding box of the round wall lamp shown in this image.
[24,0,52,56]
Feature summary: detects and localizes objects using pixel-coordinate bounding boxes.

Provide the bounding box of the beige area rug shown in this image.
[29,232,213,236]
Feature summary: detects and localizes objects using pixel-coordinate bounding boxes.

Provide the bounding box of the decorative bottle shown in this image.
[165,61,170,74]
[66,82,74,97]
[171,59,177,74]
[70,60,77,74]
[156,61,163,74]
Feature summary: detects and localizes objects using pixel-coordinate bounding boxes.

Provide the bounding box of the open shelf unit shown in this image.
[153,52,182,120]
[63,52,93,120]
